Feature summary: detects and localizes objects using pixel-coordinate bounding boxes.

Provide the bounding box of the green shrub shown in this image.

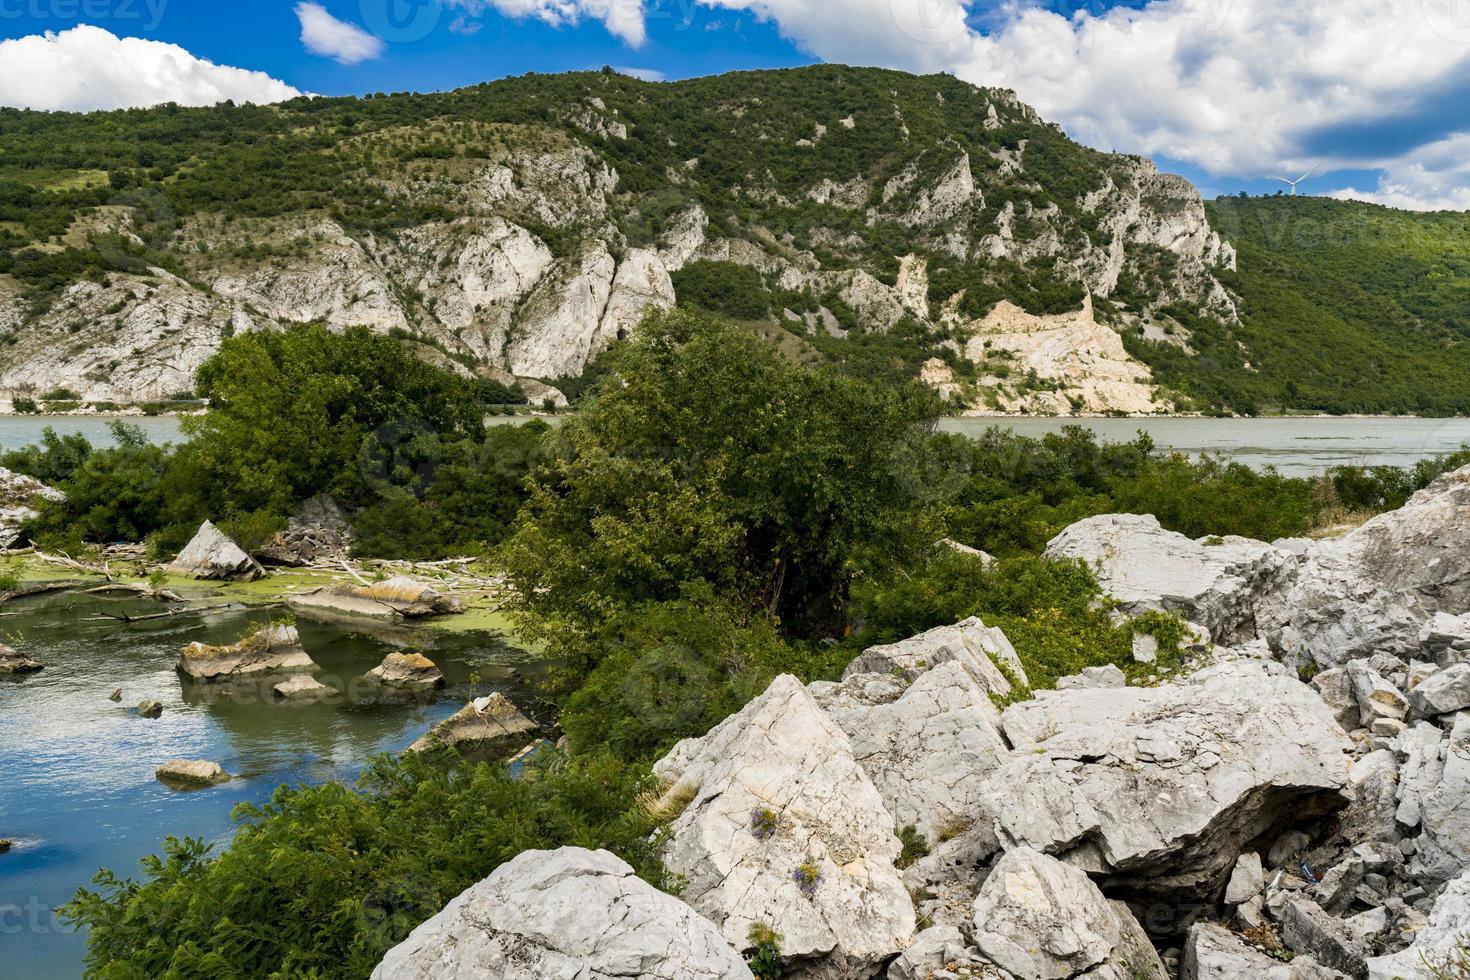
[670,261,773,320]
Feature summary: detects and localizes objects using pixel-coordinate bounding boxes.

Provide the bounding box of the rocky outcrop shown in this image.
[0,643,42,675]
[1045,514,1296,644]
[177,624,318,681]
[843,617,1029,700]
[1184,923,1344,980]
[155,760,230,788]
[1366,867,1470,980]
[0,467,64,549]
[168,521,265,582]
[407,693,537,755]
[652,674,915,977]
[367,652,445,692]
[289,577,463,622]
[1279,465,1470,668]
[1397,714,1470,886]
[981,661,1351,896]
[256,495,354,567]
[971,846,1166,979]
[370,847,753,980]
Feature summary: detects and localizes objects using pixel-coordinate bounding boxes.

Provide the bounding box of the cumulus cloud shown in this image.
[1330,135,1470,211]
[694,0,973,71]
[296,2,385,64]
[615,66,666,81]
[0,25,301,112]
[448,0,649,46]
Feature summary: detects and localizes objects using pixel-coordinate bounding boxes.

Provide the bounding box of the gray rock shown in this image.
[1270,831,1314,869]
[0,642,42,675]
[1183,922,1348,980]
[271,674,333,700]
[1226,852,1265,904]
[168,520,265,581]
[1367,867,1470,980]
[366,652,445,693]
[970,847,1166,980]
[407,693,537,756]
[288,576,464,622]
[843,617,1029,699]
[1420,611,1470,665]
[256,495,354,567]
[1314,856,1366,914]
[886,925,973,980]
[1055,663,1126,690]
[1406,714,1470,885]
[1347,662,1409,727]
[155,760,230,788]
[177,625,319,682]
[652,674,914,978]
[1408,663,1470,717]
[983,662,1350,896]
[1277,896,1368,977]
[370,847,752,980]
[1312,667,1360,731]
[1132,633,1160,664]
[812,659,1009,842]
[0,466,64,549]
[1045,513,1297,645]
[1279,465,1470,668]
[137,699,163,719]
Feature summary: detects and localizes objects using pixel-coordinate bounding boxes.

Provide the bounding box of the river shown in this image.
[3,415,1468,477]
[0,589,549,978]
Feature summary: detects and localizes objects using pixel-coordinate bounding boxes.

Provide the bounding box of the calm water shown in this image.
[0,415,183,452]
[0,589,549,978]
[939,416,1470,476]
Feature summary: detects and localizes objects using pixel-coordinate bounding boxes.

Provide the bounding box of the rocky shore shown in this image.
[372,465,1470,980]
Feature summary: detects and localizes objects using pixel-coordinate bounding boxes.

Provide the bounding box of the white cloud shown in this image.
[0,25,301,112]
[694,0,973,71]
[448,0,648,46]
[1330,134,1470,211]
[296,2,385,64]
[615,66,666,81]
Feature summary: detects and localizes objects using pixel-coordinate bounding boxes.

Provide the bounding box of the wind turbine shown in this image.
[1267,165,1320,196]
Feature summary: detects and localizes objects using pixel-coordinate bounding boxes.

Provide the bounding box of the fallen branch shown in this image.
[82,583,185,603]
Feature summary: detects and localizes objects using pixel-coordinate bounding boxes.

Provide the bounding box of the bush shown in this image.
[670,260,773,320]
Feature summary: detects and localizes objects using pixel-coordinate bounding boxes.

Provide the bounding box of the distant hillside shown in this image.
[1133,196,1470,415]
[2,66,1465,416]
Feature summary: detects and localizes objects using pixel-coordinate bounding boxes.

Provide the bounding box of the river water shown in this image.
[0,589,549,978]
[3,415,1468,477]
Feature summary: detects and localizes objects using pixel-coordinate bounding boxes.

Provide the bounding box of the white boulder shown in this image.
[842,617,1029,699]
[1367,867,1470,980]
[370,847,752,980]
[168,520,265,581]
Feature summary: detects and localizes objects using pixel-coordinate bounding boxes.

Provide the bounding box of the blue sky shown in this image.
[1,0,1468,209]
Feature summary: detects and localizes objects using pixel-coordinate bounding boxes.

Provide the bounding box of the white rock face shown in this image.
[1399,714,1470,884]
[371,847,752,980]
[1184,922,1342,980]
[1409,663,1470,717]
[982,662,1351,894]
[598,248,675,344]
[0,467,64,549]
[1367,867,1470,980]
[652,674,915,977]
[970,847,1166,980]
[1045,514,1296,644]
[843,617,1029,700]
[812,659,1009,841]
[1280,465,1470,667]
[168,521,265,582]
[505,244,618,378]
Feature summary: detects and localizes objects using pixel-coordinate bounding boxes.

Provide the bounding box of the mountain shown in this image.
[0,65,1463,415]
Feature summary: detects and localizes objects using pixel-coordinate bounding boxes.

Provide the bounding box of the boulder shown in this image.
[651,674,915,977]
[811,658,1009,841]
[1225,852,1265,904]
[137,699,163,719]
[370,847,752,980]
[407,693,537,755]
[155,760,230,788]
[289,576,463,622]
[1347,662,1409,727]
[1183,923,1346,980]
[970,847,1166,980]
[1408,663,1470,717]
[168,520,265,581]
[1055,663,1126,690]
[1045,514,1296,645]
[1279,465,1470,668]
[1403,714,1470,885]
[1421,612,1470,665]
[177,625,318,681]
[272,674,333,700]
[0,466,64,549]
[1311,667,1360,731]
[1366,867,1470,980]
[367,652,445,692]
[885,925,982,980]
[981,662,1351,896]
[1276,895,1369,977]
[256,495,354,567]
[0,643,42,675]
[842,616,1029,700]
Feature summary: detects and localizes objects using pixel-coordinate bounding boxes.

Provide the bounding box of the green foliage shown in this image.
[24,422,171,545]
[746,923,784,980]
[504,307,942,659]
[0,426,92,483]
[62,750,665,980]
[670,260,772,320]
[896,825,931,869]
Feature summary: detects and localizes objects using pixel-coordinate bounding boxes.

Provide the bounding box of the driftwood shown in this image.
[82,583,184,603]
[32,550,116,581]
[0,580,88,604]
[82,601,279,624]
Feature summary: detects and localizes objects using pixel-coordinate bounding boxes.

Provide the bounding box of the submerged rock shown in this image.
[271,674,333,700]
[981,661,1351,897]
[407,693,536,755]
[0,643,42,675]
[652,674,915,977]
[366,652,445,692]
[137,700,163,719]
[370,847,752,980]
[155,760,230,788]
[970,846,1166,980]
[177,625,318,682]
[289,576,463,622]
[1045,513,1295,645]
[168,520,265,581]
[1280,464,1470,668]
